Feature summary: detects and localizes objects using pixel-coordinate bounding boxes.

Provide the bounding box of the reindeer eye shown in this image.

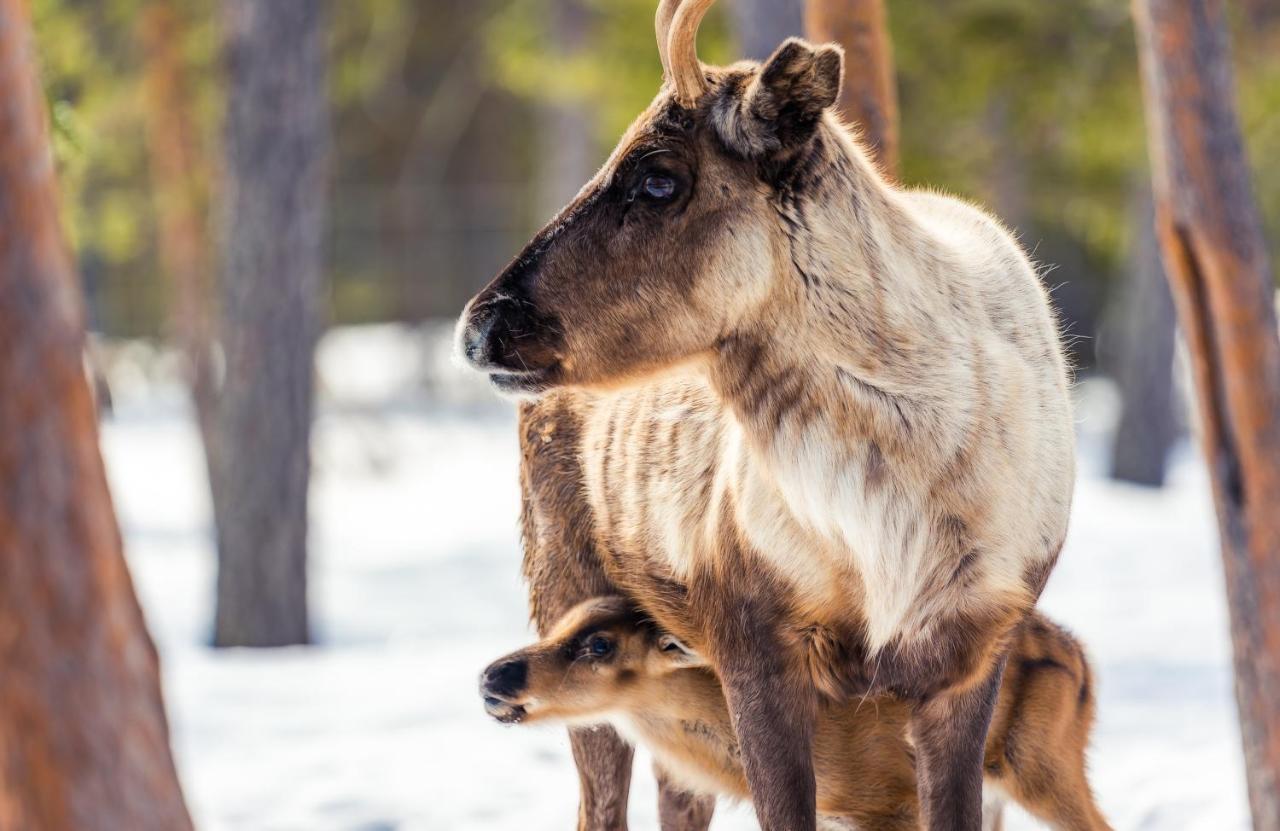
[641,174,677,201]
[587,635,613,658]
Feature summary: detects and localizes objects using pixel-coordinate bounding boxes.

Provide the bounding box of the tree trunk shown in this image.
[138,2,222,488]
[803,0,899,178]
[0,2,193,827]
[727,0,803,61]
[537,0,596,221]
[214,0,329,647]
[983,91,1030,233]
[1133,1,1280,827]
[1109,183,1180,487]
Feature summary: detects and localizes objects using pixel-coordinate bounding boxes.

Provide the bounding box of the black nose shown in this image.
[461,305,501,369]
[460,291,562,377]
[480,659,528,699]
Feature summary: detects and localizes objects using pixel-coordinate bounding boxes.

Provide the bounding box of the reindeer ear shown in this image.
[711,38,843,159]
[755,38,843,120]
[657,633,706,667]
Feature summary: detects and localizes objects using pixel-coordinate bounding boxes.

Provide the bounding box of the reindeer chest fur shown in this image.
[577,353,1066,663]
[562,136,1071,670]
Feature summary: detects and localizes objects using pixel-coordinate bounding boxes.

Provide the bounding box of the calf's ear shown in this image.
[711,37,844,159]
[657,633,707,668]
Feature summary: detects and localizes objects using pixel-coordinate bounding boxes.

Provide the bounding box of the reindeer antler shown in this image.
[655,0,683,80]
[667,0,715,107]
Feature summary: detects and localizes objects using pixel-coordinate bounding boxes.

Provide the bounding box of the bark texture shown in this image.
[214,0,329,647]
[1133,1,1280,827]
[0,1,193,827]
[803,0,899,177]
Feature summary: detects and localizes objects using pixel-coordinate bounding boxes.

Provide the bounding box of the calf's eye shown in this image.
[588,635,613,657]
[642,174,677,200]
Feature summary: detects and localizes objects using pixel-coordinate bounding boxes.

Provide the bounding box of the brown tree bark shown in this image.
[214,0,329,647]
[0,1,193,827]
[138,2,222,491]
[1133,1,1280,827]
[803,0,899,178]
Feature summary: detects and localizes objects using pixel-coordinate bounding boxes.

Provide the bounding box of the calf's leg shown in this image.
[569,727,634,831]
[846,599,1025,831]
[655,763,715,831]
[519,401,644,830]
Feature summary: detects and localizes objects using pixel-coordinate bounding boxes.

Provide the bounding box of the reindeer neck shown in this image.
[710,120,933,460]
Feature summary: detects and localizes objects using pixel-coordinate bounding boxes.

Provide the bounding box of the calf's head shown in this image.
[458,0,844,395]
[478,596,702,725]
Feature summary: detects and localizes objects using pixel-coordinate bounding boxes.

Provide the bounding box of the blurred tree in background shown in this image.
[1134,0,1280,823]
[805,0,897,176]
[729,0,803,60]
[26,0,1277,508]
[328,0,534,322]
[1105,187,1180,486]
[138,1,220,471]
[27,0,1280,459]
[33,0,220,336]
[19,0,1278,509]
[212,0,330,648]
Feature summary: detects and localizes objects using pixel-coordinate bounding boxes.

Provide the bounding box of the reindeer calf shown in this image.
[482,597,1111,831]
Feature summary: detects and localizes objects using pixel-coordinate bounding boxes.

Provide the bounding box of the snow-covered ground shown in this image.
[98,325,1248,830]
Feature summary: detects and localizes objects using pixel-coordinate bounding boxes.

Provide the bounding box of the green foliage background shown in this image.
[31,0,1280,358]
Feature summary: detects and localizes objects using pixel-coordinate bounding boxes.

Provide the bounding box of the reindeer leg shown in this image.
[519,401,642,830]
[567,727,634,831]
[655,762,715,831]
[694,578,817,831]
[909,656,1008,831]
[838,597,1024,831]
[719,659,817,831]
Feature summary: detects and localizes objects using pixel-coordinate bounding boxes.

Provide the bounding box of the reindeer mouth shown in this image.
[488,365,559,396]
[483,696,528,724]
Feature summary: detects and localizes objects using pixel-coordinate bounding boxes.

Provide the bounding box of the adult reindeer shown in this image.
[459,1,1076,828]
